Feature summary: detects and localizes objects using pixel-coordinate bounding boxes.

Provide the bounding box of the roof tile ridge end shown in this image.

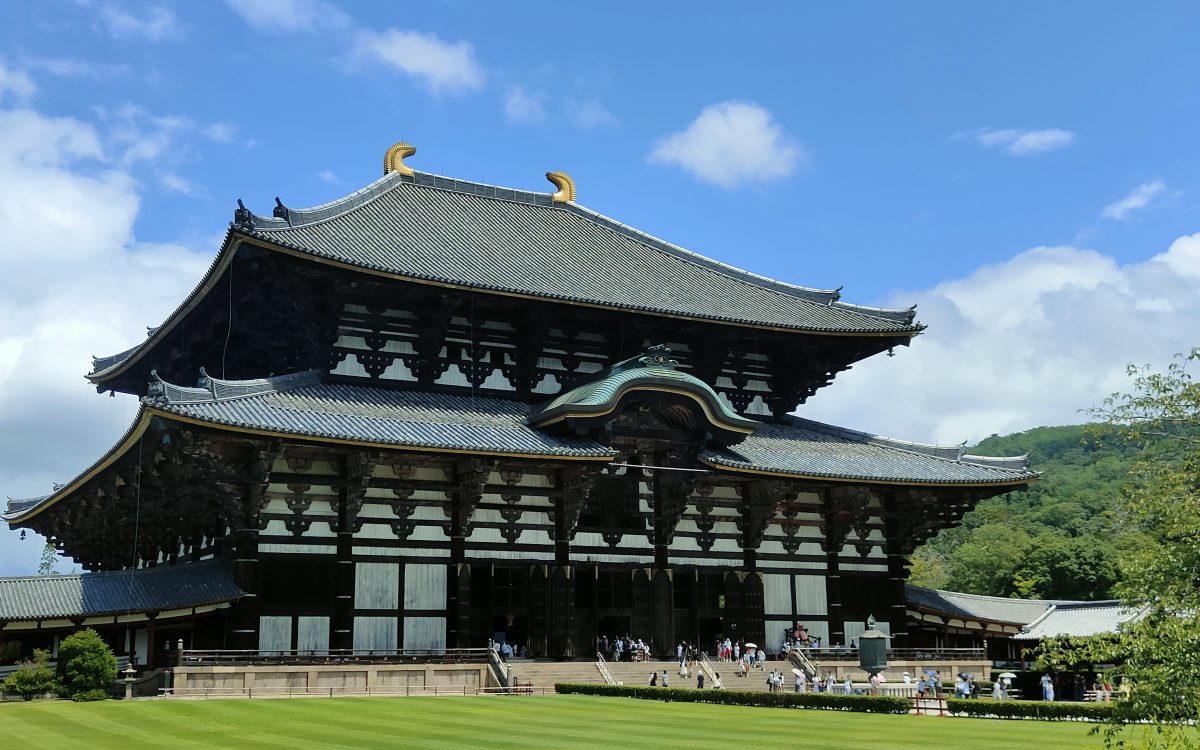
[243,173,405,231]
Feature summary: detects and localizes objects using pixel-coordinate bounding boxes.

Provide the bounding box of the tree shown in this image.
[1,648,58,700]
[1036,348,1200,750]
[38,540,58,576]
[57,628,117,701]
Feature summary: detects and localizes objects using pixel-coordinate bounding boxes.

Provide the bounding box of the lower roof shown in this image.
[0,559,242,622]
[6,371,1034,523]
[905,583,1065,627]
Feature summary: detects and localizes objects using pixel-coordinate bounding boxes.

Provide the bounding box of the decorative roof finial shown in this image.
[546,171,576,203]
[639,344,678,369]
[384,142,417,176]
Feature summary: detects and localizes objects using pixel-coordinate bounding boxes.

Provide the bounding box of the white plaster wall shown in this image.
[404,564,447,610]
[763,574,792,616]
[404,617,446,651]
[353,617,397,651]
[297,616,329,654]
[794,575,828,614]
[259,616,292,652]
[355,562,399,609]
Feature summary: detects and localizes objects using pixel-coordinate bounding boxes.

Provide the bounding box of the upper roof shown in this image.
[237,170,921,333]
[1013,601,1149,640]
[89,164,922,384]
[0,558,241,621]
[702,418,1037,486]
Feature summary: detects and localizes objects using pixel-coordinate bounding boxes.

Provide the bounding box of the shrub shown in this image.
[947,698,1119,722]
[58,628,116,701]
[555,683,910,714]
[1,649,58,700]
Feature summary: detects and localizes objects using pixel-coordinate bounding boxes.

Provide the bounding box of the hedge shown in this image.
[555,683,910,714]
[947,698,1117,722]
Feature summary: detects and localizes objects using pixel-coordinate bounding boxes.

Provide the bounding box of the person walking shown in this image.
[697,672,705,689]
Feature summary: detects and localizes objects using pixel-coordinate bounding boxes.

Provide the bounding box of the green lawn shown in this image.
[0,694,1099,749]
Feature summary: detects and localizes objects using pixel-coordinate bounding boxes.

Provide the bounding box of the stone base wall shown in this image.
[171,663,494,697]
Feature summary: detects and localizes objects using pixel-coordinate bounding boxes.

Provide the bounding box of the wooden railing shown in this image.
[790,646,985,662]
[177,648,490,667]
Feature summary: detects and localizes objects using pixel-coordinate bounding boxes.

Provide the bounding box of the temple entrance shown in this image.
[597,615,631,643]
[491,613,528,652]
[697,616,724,653]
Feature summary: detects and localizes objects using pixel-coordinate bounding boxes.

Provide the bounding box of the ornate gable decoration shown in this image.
[525,344,757,446]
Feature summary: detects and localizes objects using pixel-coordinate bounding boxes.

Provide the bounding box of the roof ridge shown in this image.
[144,368,321,407]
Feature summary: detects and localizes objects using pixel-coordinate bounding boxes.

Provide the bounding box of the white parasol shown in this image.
[998,672,1017,680]
[792,668,803,677]
[744,643,758,650]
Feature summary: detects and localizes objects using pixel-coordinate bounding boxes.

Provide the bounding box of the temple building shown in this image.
[2,144,1036,668]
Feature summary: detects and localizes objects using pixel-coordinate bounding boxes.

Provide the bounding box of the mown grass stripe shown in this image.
[0,694,1097,750]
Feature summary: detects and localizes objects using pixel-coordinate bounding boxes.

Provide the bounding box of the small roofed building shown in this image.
[2,145,1036,667]
[1013,601,1149,643]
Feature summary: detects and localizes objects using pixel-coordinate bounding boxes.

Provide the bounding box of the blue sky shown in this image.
[1,1,1198,574]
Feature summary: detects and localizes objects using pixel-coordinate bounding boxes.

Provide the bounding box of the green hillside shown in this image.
[909,424,1148,600]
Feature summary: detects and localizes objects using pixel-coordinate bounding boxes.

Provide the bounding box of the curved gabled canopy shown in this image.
[526,345,758,445]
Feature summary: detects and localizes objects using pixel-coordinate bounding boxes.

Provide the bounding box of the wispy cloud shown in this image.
[504,86,545,124]
[222,0,351,34]
[649,101,804,188]
[354,29,484,93]
[23,57,130,79]
[203,122,236,143]
[1101,180,1166,221]
[0,61,36,102]
[968,127,1076,156]
[159,172,193,195]
[98,4,180,42]
[565,98,618,130]
[316,169,340,184]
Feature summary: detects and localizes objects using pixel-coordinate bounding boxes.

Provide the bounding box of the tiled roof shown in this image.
[702,417,1037,485]
[905,584,1062,626]
[1013,602,1148,640]
[235,170,921,334]
[146,371,614,459]
[0,559,242,621]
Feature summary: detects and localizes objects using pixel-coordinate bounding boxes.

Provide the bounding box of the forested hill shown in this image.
[908,424,1147,600]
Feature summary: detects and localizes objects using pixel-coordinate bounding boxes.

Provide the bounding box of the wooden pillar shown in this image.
[229,525,260,651]
[332,488,355,651]
[146,615,157,670]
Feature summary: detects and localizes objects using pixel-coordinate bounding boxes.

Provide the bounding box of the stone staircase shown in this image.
[606,659,786,692]
[503,659,605,689]
[503,657,809,693]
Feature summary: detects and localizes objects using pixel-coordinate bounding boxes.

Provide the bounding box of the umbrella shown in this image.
[792,668,803,677]
[998,672,1017,680]
[744,643,758,650]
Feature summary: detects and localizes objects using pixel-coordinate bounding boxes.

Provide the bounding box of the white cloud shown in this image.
[99,4,180,42]
[503,86,545,124]
[649,101,804,188]
[566,98,618,130]
[971,127,1076,155]
[801,235,1200,446]
[223,0,352,34]
[204,122,236,143]
[159,172,193,194]
[25,57,129,79]
[0,61,36,102]
[316,169,340,184]
[0,105,211,575]
[1101,180,1166,221]
[354,29,485,93]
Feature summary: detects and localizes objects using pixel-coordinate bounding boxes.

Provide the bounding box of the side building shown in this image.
[2,146,1035,668]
